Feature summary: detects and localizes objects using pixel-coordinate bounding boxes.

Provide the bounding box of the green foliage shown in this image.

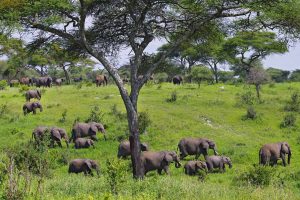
[284,92,300,112]
[166,91,177,102]
[85,105,104,123]
[138,111,151,134]
[155,72,169,83]
[242,106,257,120]
[236,91,255,106]
[0,80,7,90]
[105,159,128,195]
[280,114,296,128]
[58,109,67,123]
[266,67,290,83]
[18,85,29,93]
[237,165,275,187]
[290,70,300,82]
[191,66,213,87]
[0,103,9,118]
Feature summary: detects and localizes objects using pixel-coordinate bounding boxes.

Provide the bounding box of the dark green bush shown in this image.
[236,91,255,106]
[237,165,275,186]
[59,109,67,123]
[0,80,7,90]
[280,114,296,128]
[166,91,177,102]
[138,111,151,134]
[18,85,29,93]
[85,105,104,123]
[242,106,257,120]
[105,159,128,195]
[284,92,300,112]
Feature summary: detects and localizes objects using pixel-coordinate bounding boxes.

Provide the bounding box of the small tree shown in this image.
[191,66,213,87]
[246,67,269,101]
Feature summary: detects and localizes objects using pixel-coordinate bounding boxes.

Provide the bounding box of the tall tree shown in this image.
[1,0,300,179]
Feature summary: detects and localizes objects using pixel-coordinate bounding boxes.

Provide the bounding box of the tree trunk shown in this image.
[255,84,260,100]
[213,63,219,83]
[62,65,70,84]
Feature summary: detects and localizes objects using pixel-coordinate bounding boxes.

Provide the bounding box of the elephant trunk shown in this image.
[39,105,43,112]
[213,148,218,155]
[288,148,291,165]
[175,157,181,168]
[95,167,100,177]
[228,162,233,169]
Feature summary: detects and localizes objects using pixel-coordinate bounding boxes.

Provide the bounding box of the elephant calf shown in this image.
[184,161,207,175]
[117,140,149,159]
[32,126,49,146]
[25,89,41,102]
[50,127,69,148]
[23,102,43,115]
[75,138,95,149]
[205,155,232,172]
[141,151,181,175]
[68,159,100,176]
[259,142,291,166]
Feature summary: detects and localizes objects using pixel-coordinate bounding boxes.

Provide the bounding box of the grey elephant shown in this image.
[259,142,291,166]
[50,127,69,148]
[25,90,41,102]
[68,159,100,176]
[178,138,218,160]
[74,138,95,149]
[36,77,52,87]
[141,151,181,175]
[184,160,207,175]
[205,155,232,172]
[23,102,43,115]
[32,126,49,145]
[172,75,183,85]
[117,140,149,159]
[70,122,106,142]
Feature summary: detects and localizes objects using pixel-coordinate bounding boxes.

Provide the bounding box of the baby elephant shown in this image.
[117,140,149,159]
[68,159,100,176]
[25,90,41,102]
[74,138,95,149]
[184,161,207,175]
[23,102,43,115]
[50,127,69,148]
[205,155,232,172]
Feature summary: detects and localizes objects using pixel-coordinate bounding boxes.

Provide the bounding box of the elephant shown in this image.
[74,138,95,149]
[172,75,183,85]
[73,77,83,82]
[9,79,19,87]
[117,140,149,159]
[20,77,30,86]
[23,102,43,115]
[178,138,218,160]
[25,90,41,102]
[205,155,232,172]
[259,142,291,166]
[54,78,64,86]
[184,160,207,175]
[36,77,52,87]
[68,159,100,176]
[50,127,69,148]
[95,75,108,86]
[32,126,49,145]
[70,122,106,142]
[141,151,181,175]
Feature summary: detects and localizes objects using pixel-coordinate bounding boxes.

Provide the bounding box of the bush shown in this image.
[242,106,257,120]
[58,109,67,123]
[19,85,29,93]
[105,159,128,195]
[280,114,296,128]
[85,82,93,87]
[0,80,7,90]
[237,165,275,186]
[284,92,300,112]
[85,105,104,123]
[155,73,168,83]
[138,111,151,134]
[110,104,126,120]
[166,91,177,102]
[0,103,9,118]
[236,91,255,106]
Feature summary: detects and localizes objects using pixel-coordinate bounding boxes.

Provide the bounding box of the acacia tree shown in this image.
[246,66,270,100]
[1,0,300,179]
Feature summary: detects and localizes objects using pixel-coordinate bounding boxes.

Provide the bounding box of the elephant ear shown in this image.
[200,142,209,149]
[281,143,289,154]
[90,125,98,134]
[84,160,92,171]
[163,153,173,163]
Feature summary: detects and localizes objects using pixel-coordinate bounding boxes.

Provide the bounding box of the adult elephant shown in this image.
[73,77,83,82]
[25,90,41,102]
[117,140,149,159]
[178,138,218,160]
[32,126,49,146]
[36,77,52,87]
[68,159,100,176]
[74,138,95,149]
[95,75,108,87]
[259,142,291,166]
[70,122,106,142]
[20,77,30,86]
[184,160,207,175]
[172,75,183,85]
[50,127,69,148]
[23,102,43,115]
[205,155,232,172]
[141,151,181,175]
[54,78,64,86]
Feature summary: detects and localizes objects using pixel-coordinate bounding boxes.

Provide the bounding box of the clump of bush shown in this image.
[236,90,256,106]
[19,85,29,93]
[236,165,275,186]
[110,104,126,120]
[59,109,67,123]
[242,106,257,120]
[85,105,104,123]
[138,111,151,134]
[280,113,296,128]
[0,103,9,118]
[85,82,93,87]
[166,91,177,102]
[155,73,168,83]
[106,159,128,195]
[284,92,300,112]
[0,80,7,90]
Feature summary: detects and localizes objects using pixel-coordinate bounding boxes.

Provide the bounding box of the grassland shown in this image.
[0,82,300,199]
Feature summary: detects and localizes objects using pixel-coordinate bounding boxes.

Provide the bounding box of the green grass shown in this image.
[0,82,300,199]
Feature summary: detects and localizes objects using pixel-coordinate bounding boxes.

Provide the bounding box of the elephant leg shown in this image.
[32,108,36,114]
[157,169,163,175]
[206,161,213,172]
[280,153,286,166]
[50,140,55,148]
[90,135,98,141]
[163,166,170,175]
[57,140,62,148]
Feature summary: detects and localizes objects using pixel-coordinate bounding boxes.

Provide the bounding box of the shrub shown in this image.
[59,109,67,123]
[284,92,300,112]
[236,91,255,106]
[85,105,104,123]
[75,82,83,89]
[85,82,93,87]
[18,85,29,93]
[138,111,151,134]
[110,104,126,119]
[237,165,275,186]
[155,73,168,83]
[280,114,296,128]
[0,80,7,90]
[105,159,128,195]
[242,106,257,120]
[0,103,9,118]
[166,91,177,102]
